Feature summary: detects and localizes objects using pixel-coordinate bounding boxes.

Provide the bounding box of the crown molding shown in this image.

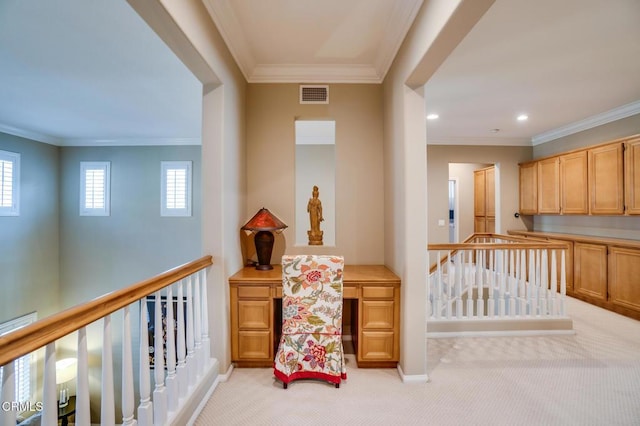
[248,64,381,84]
[532,100,640,145]
[202,0,253,82]
[60,138,201,147]
[427,136,531,146]
[374,0,423,79]
[0,124,63,145]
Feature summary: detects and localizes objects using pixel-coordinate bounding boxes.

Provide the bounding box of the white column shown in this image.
[138,298,153,426]
[122,306,137,426]
[1,361,16,426]
[101,315,115,426]
[165,285,178,413]
[153,291,167,426]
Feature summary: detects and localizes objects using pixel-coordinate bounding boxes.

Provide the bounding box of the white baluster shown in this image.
[76,328,90,425]
[153,291,167,426]
[186,276,196,386]
[42,343,57,425]
[528,249,537,316]
[122,306,136,425]
[165,285,178,412]
[200,269,211,362]
[476,250,484,317]
[550,250,558,316]
[487,249,495,317]
[435,251,442,319]
[560,250,567,316]
[138,298,152,426]
[101,315,115,426]
[466,250,474,318]
[1,361,16,426]
[540,249,549,316]
[176,279,188,397]
[519,250,527,316]
[455,251,463,319]
[498,249,506,317]
[193,272,203,375]
[446,252,453,319]
[510,249,517,317]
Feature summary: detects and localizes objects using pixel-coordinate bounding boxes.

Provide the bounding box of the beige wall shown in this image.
[428,145,533,244]
[246,83,385,264]
[532,114,640,240]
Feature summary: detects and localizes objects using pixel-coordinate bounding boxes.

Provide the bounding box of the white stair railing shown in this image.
[429,234,569,322]
[0,256,213,426]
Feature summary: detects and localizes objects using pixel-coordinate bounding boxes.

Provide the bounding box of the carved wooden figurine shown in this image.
[307,185,324,245]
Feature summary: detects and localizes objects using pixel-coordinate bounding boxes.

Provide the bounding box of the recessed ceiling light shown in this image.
[517,114,529,121]
[426,114,439,120]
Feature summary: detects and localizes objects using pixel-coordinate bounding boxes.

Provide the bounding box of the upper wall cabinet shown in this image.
[537,157,560,214]
[560,151,588,214]
[625,136,640,215]
[519,162,538,215]
[519,134,640,216]
[474,166,495,233]
[589,142,624,215]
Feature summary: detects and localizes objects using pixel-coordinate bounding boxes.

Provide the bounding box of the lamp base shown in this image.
[254,230,275,271]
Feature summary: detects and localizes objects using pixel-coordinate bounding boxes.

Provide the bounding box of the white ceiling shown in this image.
[0,0,639,146]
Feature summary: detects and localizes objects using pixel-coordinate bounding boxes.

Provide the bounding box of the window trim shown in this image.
[161,161,192,217]
[80,161,111,216]
[0,149,20,216]
[0,312,37,404]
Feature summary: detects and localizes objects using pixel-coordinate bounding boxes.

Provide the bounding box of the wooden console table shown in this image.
[229,265,400,368]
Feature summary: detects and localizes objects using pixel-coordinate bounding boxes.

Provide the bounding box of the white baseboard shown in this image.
[396,363,429,384]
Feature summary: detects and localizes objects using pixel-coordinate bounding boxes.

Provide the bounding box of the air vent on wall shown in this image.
[300,85,329,104]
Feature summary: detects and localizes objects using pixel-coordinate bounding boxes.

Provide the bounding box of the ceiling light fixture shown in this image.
[517,114,529,121]
[426,114,439,120]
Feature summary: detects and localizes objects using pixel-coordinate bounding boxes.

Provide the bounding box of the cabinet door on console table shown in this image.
[608,247,640,315]
[574,242,607,302]
[232,286,272,363]
[359,286,400,366]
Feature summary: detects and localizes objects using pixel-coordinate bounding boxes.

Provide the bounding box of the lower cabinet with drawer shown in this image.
[229,265,401,368]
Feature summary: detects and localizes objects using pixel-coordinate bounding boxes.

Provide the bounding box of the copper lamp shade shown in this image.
[242,208,287,270]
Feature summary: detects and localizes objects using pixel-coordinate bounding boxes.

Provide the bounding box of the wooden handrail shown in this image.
[428,233,569,273]
[0,255,213,367]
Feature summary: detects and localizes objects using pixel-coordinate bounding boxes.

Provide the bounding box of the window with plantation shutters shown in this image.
[80,162,110,216]
[0,150,20,216]
[161,161,192,217]
[0,312,37,403]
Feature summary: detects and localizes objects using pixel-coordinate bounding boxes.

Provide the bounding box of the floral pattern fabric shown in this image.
[274,255,346,386]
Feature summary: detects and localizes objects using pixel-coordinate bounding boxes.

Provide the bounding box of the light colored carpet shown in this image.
[195,297,640,425]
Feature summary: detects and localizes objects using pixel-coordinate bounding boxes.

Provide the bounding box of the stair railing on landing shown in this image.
[428,234,569,321]
[0,255,213,426]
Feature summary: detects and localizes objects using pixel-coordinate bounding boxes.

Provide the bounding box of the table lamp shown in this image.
[55,357,77,407]
[241,207,287,270]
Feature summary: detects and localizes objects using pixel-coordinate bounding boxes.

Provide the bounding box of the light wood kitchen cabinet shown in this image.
[538,157,561,214]
[509,230,640,320]
[474,166,495,232]
[608,246,640,315]
[573,242,608,302]
[519,162,538,214]
[559,151,588,214]
[589,142,624,215]
[625,136,640,214]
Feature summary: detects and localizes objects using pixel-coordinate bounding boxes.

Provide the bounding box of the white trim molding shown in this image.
[532,100,640,145]
[396,363,429,384]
